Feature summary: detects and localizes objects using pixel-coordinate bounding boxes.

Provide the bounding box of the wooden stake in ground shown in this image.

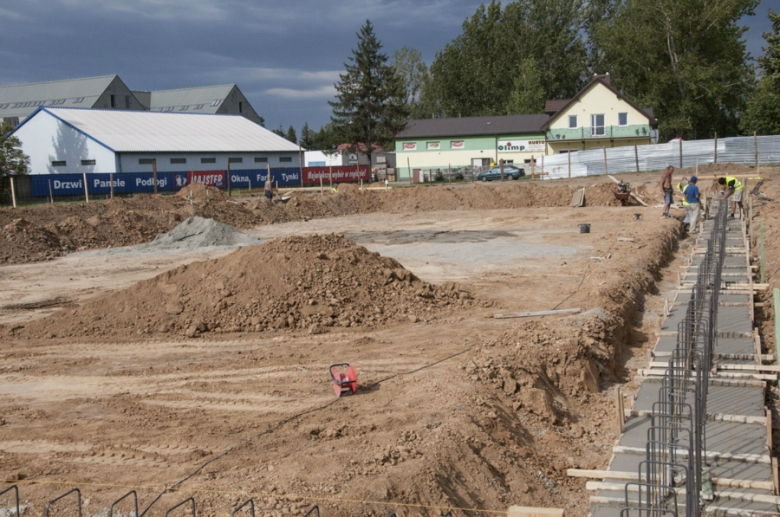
[568,150,571,178]
[329,165,332,189]
[531,155,535,180]
[407,157,412,185]
[9,176,16,208]
[616,387,625,433]
[110,173,114,199]
[48,179,53,204]
[320,177,323,195]
[82,172,89,203]
[754,131,758,168]
[448,163,452,184]
[603,147,608,175]
[152,159,158,194]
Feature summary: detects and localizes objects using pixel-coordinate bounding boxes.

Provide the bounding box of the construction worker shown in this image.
[686,177,702,233]
[660,166,674,219]
[264,175,274,202]
[331,183,339,194]
[717,176,744,219]
[676,177,690,230]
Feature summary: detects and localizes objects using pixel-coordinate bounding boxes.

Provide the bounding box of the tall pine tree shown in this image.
[329,20,408,162]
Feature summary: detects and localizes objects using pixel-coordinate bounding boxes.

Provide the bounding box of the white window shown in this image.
[591,114,605,136]
[568,115,577,129]
[618,113,628,126]
[211,99,221,106]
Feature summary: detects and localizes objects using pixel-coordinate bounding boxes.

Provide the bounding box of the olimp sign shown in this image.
[497,139,545,153]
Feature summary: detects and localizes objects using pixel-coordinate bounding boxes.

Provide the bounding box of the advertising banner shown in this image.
[497,139,545,153]
[188,170,226,188]
[227,168,302,189]
[32,172,175,197]
[302,166,369,185]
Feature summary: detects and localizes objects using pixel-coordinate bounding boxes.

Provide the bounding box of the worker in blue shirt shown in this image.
[685,176,702,233]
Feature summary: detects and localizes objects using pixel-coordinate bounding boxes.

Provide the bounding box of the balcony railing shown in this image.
[546,124,652,141]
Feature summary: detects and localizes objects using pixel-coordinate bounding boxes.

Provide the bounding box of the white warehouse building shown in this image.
[12,107,301,175]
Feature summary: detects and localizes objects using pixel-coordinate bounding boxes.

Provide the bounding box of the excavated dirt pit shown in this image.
[0,199,689,517]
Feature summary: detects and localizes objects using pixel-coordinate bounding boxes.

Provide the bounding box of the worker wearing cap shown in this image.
[717,176,744,219]
[676,177,690,229]
[686,177,702,233]
[331,183,339,194]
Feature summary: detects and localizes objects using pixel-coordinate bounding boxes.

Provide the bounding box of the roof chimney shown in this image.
[595,73,611,86]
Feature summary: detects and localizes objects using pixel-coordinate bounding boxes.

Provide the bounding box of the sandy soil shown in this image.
[1,167,776,517]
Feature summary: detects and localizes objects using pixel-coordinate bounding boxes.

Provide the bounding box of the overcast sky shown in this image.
[0,0,774,133]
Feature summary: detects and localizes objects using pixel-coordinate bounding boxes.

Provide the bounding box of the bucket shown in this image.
[578,224,591,234]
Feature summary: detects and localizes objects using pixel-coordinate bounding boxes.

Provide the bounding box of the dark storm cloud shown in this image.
[0,0,774,132]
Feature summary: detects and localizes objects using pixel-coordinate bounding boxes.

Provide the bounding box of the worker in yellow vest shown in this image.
[717,176,744,219]
[676,177,690,230]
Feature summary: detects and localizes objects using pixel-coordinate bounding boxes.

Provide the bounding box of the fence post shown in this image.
[110,173,114,199]
[714,132,718,164]
[9,176,16,208]
[634,145,639,173]
[299,143,304,188]
[152,159,158,194]
[227,161,231,196]
[448,163,451,184]
[754,131,758,168]
[83,172,89,203]
[531,155,535,179]
[329,165,332,189]
[568,150,571,178]
[48,179,54,204]
[407,157,412,185]
[320,177,323,195]
[541,154,544,177]
[603,147,608,176]
[679,139,683,168]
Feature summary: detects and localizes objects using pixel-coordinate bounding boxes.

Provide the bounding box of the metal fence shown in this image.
[541,134,780,179]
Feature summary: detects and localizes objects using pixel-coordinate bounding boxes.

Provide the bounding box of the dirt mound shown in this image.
[16,234,474,338]
[1,218,63,263]
[176,183,226,204]
[585,183,623,207]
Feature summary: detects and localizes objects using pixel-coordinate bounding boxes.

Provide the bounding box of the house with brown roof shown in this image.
[394,74,657,180]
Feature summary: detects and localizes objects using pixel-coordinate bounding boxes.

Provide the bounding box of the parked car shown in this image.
[476,165,525,181]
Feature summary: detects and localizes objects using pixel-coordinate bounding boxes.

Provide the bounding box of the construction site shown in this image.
[1,164,779,517]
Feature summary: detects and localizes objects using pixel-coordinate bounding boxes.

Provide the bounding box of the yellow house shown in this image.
[542,74,657,154]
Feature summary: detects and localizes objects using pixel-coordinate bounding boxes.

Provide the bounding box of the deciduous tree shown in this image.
[0,122,30,201]
[505,58,545,114]
[741,10,780,135]
[594,0,757,140]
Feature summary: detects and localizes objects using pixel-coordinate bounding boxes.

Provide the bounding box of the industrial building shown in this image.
[0,75,263,127]
[132,84,264,126]
[11,107,300,176]
[395,75,657,179]
[0,75,145,127]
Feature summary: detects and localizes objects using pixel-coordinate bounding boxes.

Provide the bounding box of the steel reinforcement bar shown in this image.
[621,200,729,517]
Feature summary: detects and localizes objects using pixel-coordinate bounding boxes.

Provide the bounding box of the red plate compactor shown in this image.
[329,363,357,397]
